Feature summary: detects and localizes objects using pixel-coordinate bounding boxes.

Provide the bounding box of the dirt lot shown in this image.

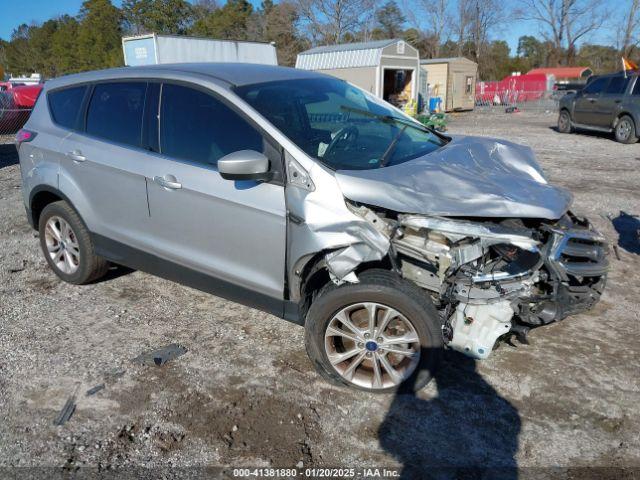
[1,112,639,478]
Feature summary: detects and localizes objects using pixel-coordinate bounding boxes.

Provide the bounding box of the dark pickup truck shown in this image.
[558,71,640,143]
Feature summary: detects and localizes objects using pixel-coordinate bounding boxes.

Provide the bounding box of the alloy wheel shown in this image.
[44,216,80,274]
[617,119,632,141]
[324,302,421,390]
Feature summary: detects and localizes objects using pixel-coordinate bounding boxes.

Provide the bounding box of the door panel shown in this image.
[59,133,151,246]
[573,95,600,124]
[597,76,630,127]
[144,82,287,301]
[145,158,286,299]
[57,81,151,245]
[574,77,609,125]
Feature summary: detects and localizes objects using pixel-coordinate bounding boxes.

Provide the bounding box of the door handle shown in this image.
[154,175,182,190]
[614,99,622,103]
[67,150,86,162]
[587,98,597,103]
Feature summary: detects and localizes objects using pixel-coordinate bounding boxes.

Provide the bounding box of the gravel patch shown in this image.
[0,112,638,476]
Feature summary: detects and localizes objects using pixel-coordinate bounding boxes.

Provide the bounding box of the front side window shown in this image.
[235,78,445,171]
[86,82,147,147]
[583,77,609,94]
[160,83,263,167]
[48,86,87,130]
[605,76,629,94]
[633,77,640,95]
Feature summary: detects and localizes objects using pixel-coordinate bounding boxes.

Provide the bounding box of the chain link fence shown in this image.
[474,90,569,115]
[0,91,33,143]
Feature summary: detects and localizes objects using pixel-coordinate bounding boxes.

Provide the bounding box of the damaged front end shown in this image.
[331,204,608,360]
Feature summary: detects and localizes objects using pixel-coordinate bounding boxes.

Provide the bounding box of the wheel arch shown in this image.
[295,250,396,323]
[614,111,638,134]
[29,185,80,230]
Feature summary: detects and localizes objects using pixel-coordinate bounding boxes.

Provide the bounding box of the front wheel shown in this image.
[304,270,443,393]
[615,115,638,144]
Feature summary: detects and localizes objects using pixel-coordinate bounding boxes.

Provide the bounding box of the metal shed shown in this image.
[122,34,278,66]
[420,57,478,111]
[295,39,420,109]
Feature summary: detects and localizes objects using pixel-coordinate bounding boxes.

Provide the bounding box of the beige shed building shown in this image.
[295,39,421,109]
[420,57,478,111]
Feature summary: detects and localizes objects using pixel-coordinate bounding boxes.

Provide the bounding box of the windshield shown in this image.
[234,78,446,170]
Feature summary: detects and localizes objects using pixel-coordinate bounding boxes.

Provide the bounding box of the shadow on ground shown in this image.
[548,126,613,141]
[379,349,520,479]
[0,143,18,169]
[611,211,640,255]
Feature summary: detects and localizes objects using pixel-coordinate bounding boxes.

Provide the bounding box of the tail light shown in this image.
[15,129,37,149]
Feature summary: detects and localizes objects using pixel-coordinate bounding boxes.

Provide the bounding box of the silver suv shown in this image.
[18,64,608,392]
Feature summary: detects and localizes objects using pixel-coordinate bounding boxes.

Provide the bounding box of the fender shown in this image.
[613,111,640,135]
[28,185,82,229]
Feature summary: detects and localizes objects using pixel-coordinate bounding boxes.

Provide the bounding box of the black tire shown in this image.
[615,115,638,144]
[38,201,109,284]
[304,269,443,393]
[557,110,573,133]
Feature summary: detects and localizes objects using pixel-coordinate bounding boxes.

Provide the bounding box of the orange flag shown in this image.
[622,57,638,73]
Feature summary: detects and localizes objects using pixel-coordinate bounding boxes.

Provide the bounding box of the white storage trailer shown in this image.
[122,34,278,66]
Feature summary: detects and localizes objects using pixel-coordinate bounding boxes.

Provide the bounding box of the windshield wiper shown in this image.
[378,125,407,167]
[339,105,430,133]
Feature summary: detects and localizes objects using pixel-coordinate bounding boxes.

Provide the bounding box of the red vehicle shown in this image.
[0,83,43,134]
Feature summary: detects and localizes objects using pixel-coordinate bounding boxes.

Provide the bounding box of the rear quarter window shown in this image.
[48,86,88,130]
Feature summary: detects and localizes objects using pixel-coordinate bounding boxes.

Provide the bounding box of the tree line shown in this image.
[0,0,638,81]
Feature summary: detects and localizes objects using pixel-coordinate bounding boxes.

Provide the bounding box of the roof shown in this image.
[527,67,592,78]
[420,57,477,65]
[296,39,418,70]
[298,39,401,55]
[122,33,275,46]
[45,63,327,90]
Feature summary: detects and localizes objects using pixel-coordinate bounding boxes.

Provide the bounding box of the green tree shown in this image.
[51,16,82,74]
[191,0,254,39]
[374,1,405,39]
[76,0,123,70]
[257,0,308,66]
[3,24,34,75]
[516,35,549,69]
[122,0,194,35]
[577,44,619,73]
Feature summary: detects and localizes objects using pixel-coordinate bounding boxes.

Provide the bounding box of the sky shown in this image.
[0,0,616,55]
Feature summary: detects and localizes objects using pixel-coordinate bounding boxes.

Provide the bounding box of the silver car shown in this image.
[17,64,608,393]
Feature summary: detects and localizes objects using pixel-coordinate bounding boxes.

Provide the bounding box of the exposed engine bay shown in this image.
[335,202,608,360]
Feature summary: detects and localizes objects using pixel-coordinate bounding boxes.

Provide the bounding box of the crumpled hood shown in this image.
[334,135,572,219]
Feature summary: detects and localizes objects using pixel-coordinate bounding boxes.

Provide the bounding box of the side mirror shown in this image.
[218,150,272,181]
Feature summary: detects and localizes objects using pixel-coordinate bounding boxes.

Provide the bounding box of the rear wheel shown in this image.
[38,201,109,284]
[615,115,638,144]
[304,270,443,393]
[557,110,573,133]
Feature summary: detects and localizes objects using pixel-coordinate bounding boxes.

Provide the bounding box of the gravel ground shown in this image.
[1,112,639,478]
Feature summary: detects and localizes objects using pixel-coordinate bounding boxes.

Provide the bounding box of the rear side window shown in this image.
[160,83,262,167]
[86,82,147,147]
[48,86,87,129]
[583,77,609,94]
[632,78,640,95]
[605,76,629,94]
